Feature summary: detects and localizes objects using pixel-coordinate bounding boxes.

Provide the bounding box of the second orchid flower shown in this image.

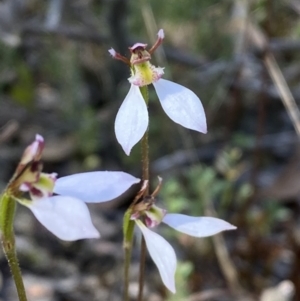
[6,134,140,241]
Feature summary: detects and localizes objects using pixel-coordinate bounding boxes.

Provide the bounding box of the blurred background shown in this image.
[0,0,300,300]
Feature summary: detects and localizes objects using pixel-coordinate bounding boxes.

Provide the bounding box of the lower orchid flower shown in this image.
[109,29,207,155]
[8,134,140,241]
[130,180,236,293]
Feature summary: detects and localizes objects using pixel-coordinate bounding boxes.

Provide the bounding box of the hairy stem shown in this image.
[0,193,27,301]
[138,85,150,301]
[3,239,28,301]
[140,85,150,191]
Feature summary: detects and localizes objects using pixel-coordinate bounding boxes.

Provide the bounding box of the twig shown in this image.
[0,120,19,145]
[139,0,166,66]
[264,54,300,135]
[152,132,295,175]
[22,23,108,44]
[187,288,231,301]
[246,21,300,136]
[21,22,206,68]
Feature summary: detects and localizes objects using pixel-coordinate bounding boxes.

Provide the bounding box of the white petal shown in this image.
[54,171,140,203]
[115,85,149,155]
[108,48,117,57]
[157,29,164,39]
[136,220,176,293]
[24,196,99,241]
[163,214,236,237]
[153,79,207,133]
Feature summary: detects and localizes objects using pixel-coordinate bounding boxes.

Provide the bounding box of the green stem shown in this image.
[137,85,150,301]
[0,193,27,301]
[123,211,135,301]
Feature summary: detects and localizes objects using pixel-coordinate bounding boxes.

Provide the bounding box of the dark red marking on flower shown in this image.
[30,186,43,198]
[33,159,42,171]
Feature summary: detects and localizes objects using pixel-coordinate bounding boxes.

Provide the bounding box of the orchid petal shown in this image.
[157,29,164,39]
[108,48,117,57]
[153,79,207,133]
[163,214,236,237]
[136,220,176,293]
[115,84,149,155]
[24,196,100,241]
[54,171,140,203]
[20,134,44,165]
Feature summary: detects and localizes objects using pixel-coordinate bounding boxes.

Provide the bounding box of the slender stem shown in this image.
[137,130,148,301]
[140,86,150,189]
[137,85,150,301]
[123,215,135,301]
[141,128,149,186]
[122,85,150,301]
[123,176,149,300]
[0,193,27,301]
[3,238,28,301]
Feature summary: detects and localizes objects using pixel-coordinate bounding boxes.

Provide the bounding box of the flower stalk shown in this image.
[138,85,149,301]
[122,85,150,301]
[111,29,236,297]
[140,85,150,187]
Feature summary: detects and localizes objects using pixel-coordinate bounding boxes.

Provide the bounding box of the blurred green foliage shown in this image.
[0,41,34,107]
[161,147,251,216]
[161,146,290,229]
[166,261,194,301]
[159,146,291,293]
[43,41,99,155]
[11,63,35,107]
[130,0,233,59]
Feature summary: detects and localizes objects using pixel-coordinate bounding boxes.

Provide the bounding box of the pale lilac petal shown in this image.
[136,220,176,293]
[54,171,140,203]
[163,214,236,237]
[115,85,149,155]
[153,79,207,133]
[35,134,44,143]
[24,196,100,241]
[108,48,117,57]
[130,43,147,51]
[20,134,44,165]
[157,29,164,39]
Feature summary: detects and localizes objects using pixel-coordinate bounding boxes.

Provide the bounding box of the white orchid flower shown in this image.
[109,29,207,155]
[135,212,235,293]
[11,135,140,241]
[130,182,236,293]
